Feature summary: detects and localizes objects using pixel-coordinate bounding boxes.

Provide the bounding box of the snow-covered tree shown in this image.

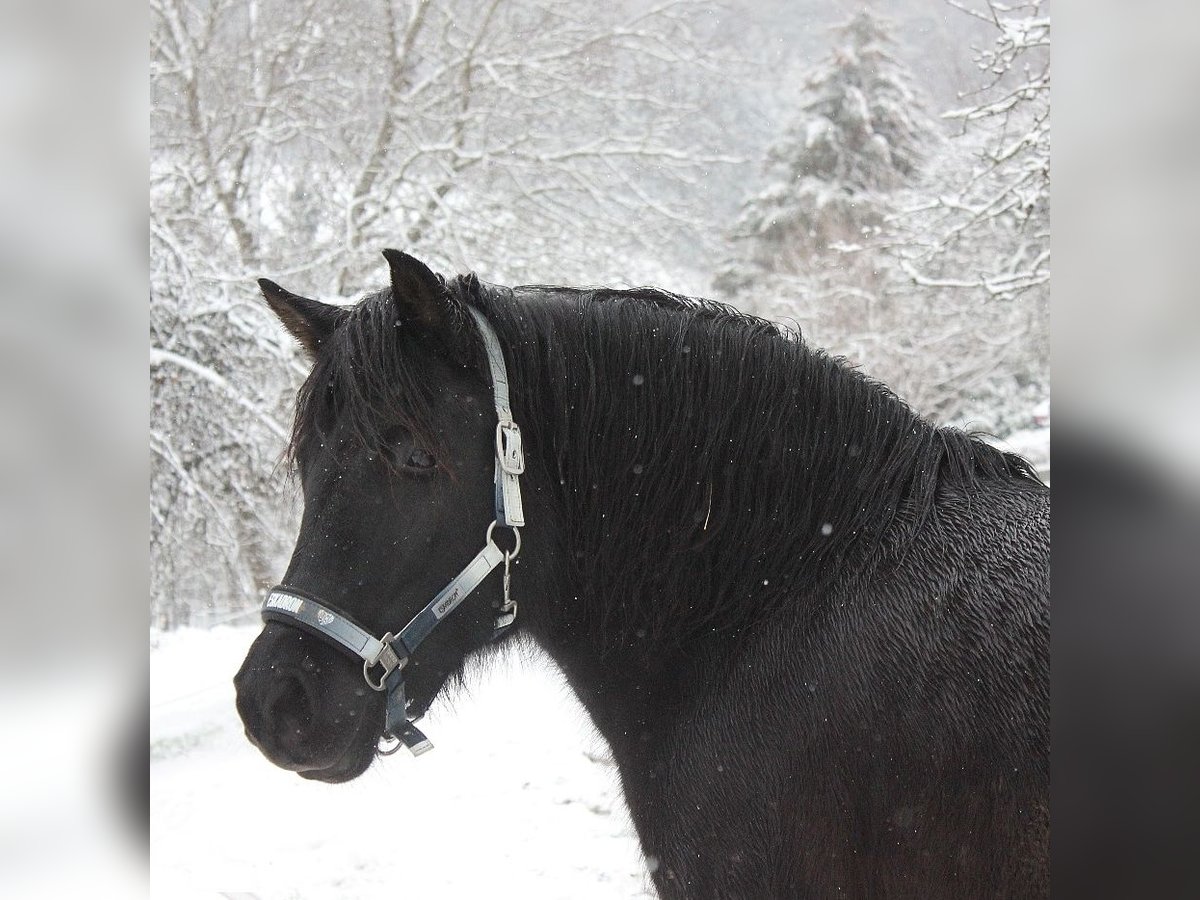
[878,0,1050,430]
[721,8,938,285]
[149,229,299,628]
[714,8,945,396]
[716,3,1049,435]
[889,0,1049,303]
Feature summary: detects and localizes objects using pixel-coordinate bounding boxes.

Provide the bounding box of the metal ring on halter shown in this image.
[377,733,404,756]
[485,519,521,560]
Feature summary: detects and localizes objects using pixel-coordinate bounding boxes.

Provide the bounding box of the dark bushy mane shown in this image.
[461,276,1044,646]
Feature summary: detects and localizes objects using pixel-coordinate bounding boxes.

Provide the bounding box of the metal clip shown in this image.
[496,421,525,475]
[495,548,518,630]
[362,633,403,691]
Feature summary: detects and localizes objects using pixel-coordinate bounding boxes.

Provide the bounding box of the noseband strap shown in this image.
[261,306,525,756]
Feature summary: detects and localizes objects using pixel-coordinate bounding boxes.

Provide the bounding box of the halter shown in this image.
[260,307,525,756]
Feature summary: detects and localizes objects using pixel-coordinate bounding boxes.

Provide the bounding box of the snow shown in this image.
[151,626,655,898]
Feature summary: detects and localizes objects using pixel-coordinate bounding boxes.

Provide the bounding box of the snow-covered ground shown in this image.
[151,625,655,899]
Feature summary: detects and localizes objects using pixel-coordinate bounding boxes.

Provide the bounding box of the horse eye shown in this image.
[405,447,437,470]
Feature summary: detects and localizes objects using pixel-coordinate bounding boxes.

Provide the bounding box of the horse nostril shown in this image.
[266,673,316,740]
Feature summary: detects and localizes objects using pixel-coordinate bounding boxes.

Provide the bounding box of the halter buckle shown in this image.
[363,632,404,691]
[496,421,525,475]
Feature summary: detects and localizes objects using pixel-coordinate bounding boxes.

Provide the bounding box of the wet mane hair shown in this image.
[290,273,1044,646]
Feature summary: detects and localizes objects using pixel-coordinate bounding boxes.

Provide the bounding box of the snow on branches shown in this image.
[716,2,1049,435]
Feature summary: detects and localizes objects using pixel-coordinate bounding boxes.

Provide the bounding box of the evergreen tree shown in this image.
[717,4,1048,437]
[721,8,939,288]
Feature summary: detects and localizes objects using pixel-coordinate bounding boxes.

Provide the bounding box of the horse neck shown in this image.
[485,287,950,753]
[501,299,932,650]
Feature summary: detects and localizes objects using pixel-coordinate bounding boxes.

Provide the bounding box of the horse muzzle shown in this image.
[233,628,382,777]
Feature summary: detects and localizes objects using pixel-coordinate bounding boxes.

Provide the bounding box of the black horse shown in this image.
[235,250,1049,898]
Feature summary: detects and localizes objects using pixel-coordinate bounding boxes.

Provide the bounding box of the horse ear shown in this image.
[258,279,345,359]
[382,248,452,333]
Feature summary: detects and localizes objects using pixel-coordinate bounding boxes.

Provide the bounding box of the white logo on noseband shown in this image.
[316,609,335,626]
[266,593,303,614]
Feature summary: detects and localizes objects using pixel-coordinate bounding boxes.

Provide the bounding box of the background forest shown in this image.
[150,0,1049,628]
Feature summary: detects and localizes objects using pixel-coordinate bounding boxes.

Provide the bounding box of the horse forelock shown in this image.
[286,285,469,473]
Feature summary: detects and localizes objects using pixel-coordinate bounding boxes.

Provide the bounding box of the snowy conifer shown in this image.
[725,8,939,279]
[716,4,1048,438]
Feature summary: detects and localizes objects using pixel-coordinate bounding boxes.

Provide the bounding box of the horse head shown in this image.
[234,250,521,782]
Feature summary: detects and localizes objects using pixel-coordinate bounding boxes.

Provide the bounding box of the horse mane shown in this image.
[289,272,1044,648]
[460,276,1044,648]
